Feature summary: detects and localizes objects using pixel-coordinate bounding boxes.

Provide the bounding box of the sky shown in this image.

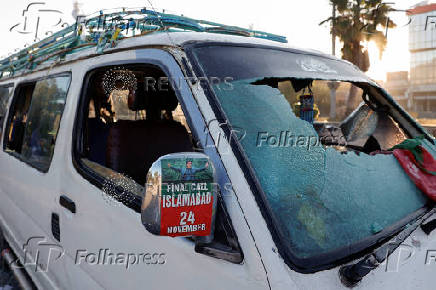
[0,0,427,81]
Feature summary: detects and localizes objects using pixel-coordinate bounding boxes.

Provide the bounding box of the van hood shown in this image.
[283,210,436,290]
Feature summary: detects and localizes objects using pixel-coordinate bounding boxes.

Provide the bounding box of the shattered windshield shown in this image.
[192,45,428,265]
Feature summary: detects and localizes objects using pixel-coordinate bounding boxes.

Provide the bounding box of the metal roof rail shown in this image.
[0,8,287,79]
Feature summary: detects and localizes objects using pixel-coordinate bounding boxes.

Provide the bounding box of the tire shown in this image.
[0,227,19,289]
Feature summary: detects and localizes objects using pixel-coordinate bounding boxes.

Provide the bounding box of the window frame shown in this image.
[0,83,14,140]
[184,42,432,273]
[2,72,72,173]
[72,61,203,213]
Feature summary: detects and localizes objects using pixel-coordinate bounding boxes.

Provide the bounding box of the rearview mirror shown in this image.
[141,152,217,242]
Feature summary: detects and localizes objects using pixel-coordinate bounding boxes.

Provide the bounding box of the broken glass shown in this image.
[192,45,431,263]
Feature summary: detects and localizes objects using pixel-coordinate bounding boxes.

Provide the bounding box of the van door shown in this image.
[56,49,269,289]
[0,75,72,289]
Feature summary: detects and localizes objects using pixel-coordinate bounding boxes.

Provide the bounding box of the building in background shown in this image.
[384,71,409,108]
[407,2,436,117]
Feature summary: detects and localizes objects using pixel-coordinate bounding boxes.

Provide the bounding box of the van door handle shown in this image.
[60,195,76,214]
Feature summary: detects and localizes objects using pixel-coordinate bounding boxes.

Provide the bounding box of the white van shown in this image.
[0,9,435,290]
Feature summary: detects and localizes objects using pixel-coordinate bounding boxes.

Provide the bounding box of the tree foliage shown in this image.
[321,0,396,72]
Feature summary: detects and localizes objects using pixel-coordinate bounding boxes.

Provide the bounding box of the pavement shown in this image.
[0,266,18,290]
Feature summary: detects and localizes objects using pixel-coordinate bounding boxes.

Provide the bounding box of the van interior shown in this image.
[80,65,196,191]
[273,79,409,154]
[6,85,34,153]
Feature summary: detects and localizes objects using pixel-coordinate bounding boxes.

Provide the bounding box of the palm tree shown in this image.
[320,0,396,115]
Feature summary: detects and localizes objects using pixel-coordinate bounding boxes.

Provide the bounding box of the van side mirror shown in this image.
[141,152,217,242]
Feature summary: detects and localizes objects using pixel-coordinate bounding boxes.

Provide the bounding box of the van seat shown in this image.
[106,119,193,185]
[87,118,110,165]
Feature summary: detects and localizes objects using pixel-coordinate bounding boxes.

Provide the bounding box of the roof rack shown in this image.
[0,8,287,79]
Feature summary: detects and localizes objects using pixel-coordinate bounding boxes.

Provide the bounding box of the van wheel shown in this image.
[0,229,19,290]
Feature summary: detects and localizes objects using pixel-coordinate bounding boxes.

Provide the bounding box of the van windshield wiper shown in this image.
[421,218,436,235]
[339,207,436,287]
